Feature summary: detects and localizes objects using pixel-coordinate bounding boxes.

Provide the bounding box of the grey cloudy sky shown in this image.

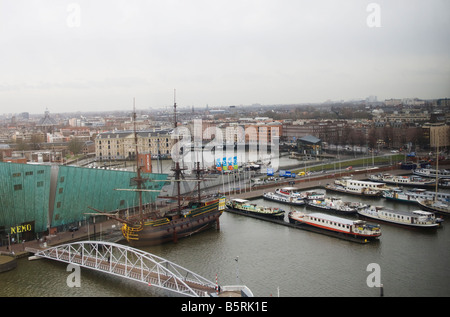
[0,0,449,114]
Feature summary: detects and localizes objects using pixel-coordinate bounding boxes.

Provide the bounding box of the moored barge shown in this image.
[288,211,381,240]
[369,173,435,188]
[226,198,285,219]
[305,197,364,215]
[357,205,443,228]
[413,168,450,179]
[263,187,305,206]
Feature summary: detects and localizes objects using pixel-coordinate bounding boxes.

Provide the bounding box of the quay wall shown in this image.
[226,165,404,200]
[0,255,17,273]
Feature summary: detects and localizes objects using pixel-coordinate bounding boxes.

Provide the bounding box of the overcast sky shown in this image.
[0,0,449,114]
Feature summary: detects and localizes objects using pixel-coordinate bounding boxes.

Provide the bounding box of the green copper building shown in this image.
[0,162,168,245]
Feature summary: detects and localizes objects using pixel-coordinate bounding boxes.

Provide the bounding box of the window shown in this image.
[37,170,44,174]
[60,177,65,183]
[25,171,33,176]
[14,184,22,191]
[12,173,21,177]
[57,202,61,208]
[59,188,63,194]
[37,181,43,187]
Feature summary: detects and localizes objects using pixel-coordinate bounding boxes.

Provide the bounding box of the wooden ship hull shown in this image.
[122,197,225,247]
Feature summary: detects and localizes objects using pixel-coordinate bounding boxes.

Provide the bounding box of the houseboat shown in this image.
[263,187,305,206]
[325,177,384,197]
[413,168,450,179]
[382,188,450,204]
[226,198,285,219]
[417,199,450,216]
[301,190,326,200]
[263,191,305,206]
[369,173,435,188]
[439,179,450,189]
[288,211,381,240]
[357,205,443,228]
[305,197,365,215]
[275,187,303,198]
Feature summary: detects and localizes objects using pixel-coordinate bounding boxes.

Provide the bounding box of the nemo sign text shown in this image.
[10,224,33,234]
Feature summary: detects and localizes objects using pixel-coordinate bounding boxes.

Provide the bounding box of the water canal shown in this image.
[1,187,449,297]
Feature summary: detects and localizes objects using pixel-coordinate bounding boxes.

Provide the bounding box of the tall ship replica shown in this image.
[91,100,225,247]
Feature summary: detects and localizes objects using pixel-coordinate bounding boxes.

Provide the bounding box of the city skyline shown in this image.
[0,0,449,114]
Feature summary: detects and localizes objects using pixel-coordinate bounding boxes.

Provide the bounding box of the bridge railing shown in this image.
[27,241,216,297]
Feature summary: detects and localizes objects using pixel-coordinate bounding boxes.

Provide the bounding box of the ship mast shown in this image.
[172,90,182,213]
[435,135,439,201]
[133,98,144,222]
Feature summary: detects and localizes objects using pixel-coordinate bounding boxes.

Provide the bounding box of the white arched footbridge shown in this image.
[26,241,246,297]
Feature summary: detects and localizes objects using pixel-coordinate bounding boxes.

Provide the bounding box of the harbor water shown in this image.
[1,188,449,297]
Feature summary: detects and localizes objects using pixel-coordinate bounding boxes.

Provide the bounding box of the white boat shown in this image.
[357,205,443,228]
[413,168,450,179]
[382,188,450,204]
[417,199,450,216]
[301,190,326,200]
[275,187,303,198]
[369,173,435,188]
[263,191,305,206]
[288,211,381,240]
[305,197,365,215]
[226,198,285,219]
[335,177,388,191]
[325,177,385,197]
[264,187,305,206]
[439,179,450,189]
[325,183,382,197]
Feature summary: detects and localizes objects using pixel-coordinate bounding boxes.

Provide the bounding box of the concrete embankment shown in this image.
[0,254,17,273]
[226,165,405,200]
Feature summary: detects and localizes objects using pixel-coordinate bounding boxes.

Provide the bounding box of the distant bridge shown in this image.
[26,241,218,297]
